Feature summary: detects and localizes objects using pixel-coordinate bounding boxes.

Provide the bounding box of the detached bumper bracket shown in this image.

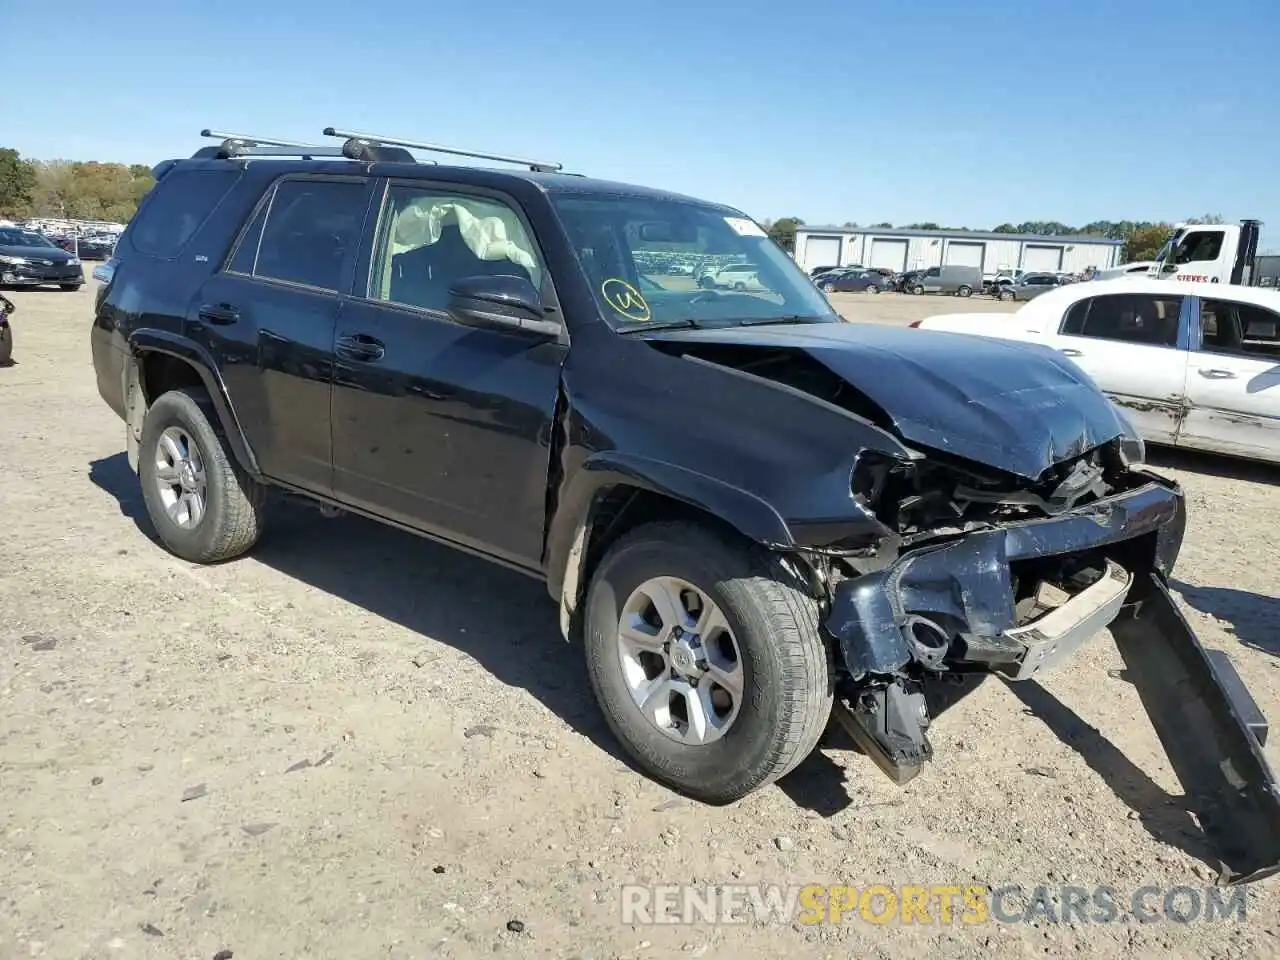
[1112,574,1280,885]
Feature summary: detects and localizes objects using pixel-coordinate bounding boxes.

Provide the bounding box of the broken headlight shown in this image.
[1113,406,1146,468]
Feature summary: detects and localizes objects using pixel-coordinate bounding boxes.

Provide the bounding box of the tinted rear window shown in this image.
[252,179,369,291]
[126,168,240,258]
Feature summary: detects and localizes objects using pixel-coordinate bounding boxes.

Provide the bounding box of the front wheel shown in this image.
[584,521,833,804]
[138,386,266,563]
[910,284,925,295]
[999,288,1015,301]
[865,284,880,295]
[957,284,972,298]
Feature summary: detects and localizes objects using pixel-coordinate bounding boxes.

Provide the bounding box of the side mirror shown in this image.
[446,275,559,338]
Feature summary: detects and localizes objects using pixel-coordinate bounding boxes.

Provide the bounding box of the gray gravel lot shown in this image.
[1,282,1278,959]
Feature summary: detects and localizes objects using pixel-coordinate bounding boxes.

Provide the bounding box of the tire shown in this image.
[866,284,879,295]
[584,520,833,804]
[819,282,834,293]
[60,284,82,292]
[0,325,11,365]
[910,284,925,296]
[1000,289,1015,302]
[957,284,972,298]
[138,386,266,563]
[733,281,747,291]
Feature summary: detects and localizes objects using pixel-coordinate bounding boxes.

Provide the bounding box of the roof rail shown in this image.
[193,129,415,163]
[322,127,563,172]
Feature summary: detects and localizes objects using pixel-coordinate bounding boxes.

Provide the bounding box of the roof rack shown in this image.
[322,127,563,172]
[192,129,415,163]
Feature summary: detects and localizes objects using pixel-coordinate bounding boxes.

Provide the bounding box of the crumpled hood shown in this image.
[644,321,1125,480]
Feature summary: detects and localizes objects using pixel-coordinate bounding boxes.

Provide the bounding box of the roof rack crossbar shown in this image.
[322,127,563,172]
[196,129,417,163]
[200,129,326,150]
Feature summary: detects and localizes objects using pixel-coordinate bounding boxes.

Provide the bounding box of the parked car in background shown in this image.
[998,272,1062,301]
[817,268,889,294]
[700,262,767,291]
[0,227,84,291]
[914,278,1280,464]
[892,269,924,293]
[905,265,981,297]
[77,236,117,260]
[809,265,840,277]
[0,292,13,365]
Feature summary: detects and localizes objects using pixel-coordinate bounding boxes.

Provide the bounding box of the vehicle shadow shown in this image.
[89,452,155,534]
[777,673,989,816]
[1145,446,1280,487]
[87,452,633,771]
[1170,578,1280,657]
[1003,679,1218,868]
[780,670,1220,871]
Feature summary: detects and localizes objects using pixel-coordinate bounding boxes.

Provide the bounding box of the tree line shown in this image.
[1,148,155,223]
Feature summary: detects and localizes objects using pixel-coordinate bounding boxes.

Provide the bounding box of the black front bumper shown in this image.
[826,469,1280,885]
[827,472,1184,678]
[0,260,84,286]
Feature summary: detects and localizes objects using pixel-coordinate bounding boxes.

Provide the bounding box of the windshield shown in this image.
[550,194,838,329]
[1154,230,1181,264]
[0,228,57,248]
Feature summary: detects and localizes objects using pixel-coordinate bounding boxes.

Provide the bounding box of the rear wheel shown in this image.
[865,283,880,295]
[138,386,266,563]
[584,521,833,803]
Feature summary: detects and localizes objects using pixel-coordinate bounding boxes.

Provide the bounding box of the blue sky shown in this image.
[7,0,1279,233]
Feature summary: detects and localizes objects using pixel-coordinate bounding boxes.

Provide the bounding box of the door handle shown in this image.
[336,333,386,362]
[198,303,239,325]
[1059,348,1083,357]
[1198,368,1236,379]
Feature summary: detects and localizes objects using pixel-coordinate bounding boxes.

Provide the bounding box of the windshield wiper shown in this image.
[618,319,700,333]
[734,315,832,327]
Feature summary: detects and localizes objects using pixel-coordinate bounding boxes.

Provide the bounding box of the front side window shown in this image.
[1060,294,1182,347]
[367,184,544,313]
[1172,230,1224,264]
[1199,299,1280,358]
[253,178,369,291]
[924,267,941,278]
[550,194,835,330]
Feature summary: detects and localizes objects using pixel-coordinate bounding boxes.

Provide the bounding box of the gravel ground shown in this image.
[2,282,1278,959]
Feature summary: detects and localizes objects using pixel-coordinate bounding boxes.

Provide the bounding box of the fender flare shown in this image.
[545,451,794,637]
[126,329,262,478]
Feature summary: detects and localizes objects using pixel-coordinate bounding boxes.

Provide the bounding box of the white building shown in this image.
[793,225,1124,275]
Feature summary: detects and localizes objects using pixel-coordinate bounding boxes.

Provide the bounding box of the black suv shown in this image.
[90,130,1280,881]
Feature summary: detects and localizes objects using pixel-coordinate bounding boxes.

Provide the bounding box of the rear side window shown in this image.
[126,168,240,259]
[1061,294,1182,347]
[252,178,369,291]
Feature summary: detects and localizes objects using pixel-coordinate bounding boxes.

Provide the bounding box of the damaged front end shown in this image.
[818,439,1280,884]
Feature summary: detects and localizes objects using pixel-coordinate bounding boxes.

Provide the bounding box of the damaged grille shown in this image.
[854,442,1125,538]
